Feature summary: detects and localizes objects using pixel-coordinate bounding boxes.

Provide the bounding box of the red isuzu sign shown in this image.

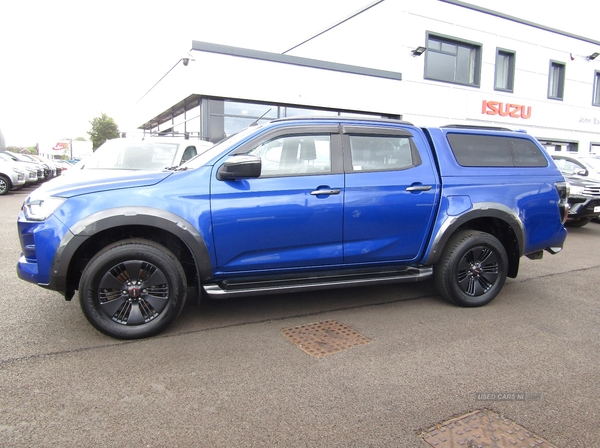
[482,100,532,119]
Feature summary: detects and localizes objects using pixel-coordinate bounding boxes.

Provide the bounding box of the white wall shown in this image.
[134,0,600,152]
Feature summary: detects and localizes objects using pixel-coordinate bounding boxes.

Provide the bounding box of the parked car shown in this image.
[561,176,600,226]
[551,154,600,226]
[17,117,568,339]
[0,150,46,181]
[52,159,72,174]
[0,160,26,195]
[77,137,214,171]
[0,152,38,186]
[25,154,62,178]
[551,153,600,182]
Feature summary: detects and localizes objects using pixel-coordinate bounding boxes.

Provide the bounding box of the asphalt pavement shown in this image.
[0,185,598,447]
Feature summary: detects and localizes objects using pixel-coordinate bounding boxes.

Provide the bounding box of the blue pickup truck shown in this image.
[17,117,569,339]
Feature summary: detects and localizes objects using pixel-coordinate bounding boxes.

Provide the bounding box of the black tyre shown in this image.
[79,239,187,339]
[0,175,10,195]
[565,218,591,227]
[434,230,508,307]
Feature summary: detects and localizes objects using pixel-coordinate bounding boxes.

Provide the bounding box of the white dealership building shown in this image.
[132,0,600,154]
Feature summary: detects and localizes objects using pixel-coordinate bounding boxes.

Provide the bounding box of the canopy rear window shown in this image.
[447,134,548,167]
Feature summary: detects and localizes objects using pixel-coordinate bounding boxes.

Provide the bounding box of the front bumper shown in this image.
[17,213,71,287]
[566,196,600,220]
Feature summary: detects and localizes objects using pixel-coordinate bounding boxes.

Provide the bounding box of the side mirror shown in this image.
[574,168,588,176]
[217,155,261,181]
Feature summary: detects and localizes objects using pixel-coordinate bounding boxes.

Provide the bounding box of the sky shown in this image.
[0,0,598,148]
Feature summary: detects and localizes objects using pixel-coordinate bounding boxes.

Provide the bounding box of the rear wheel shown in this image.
[79,239,187,339]
[434,230,508,307]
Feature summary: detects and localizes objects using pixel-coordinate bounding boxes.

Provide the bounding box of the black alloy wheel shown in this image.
[434,230,508,307]
[79,239,187,339]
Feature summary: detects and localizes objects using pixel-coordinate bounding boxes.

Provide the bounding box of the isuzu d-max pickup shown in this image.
[17,117,569,339]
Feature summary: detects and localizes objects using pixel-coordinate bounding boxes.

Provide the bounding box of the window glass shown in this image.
[425,34,481,86]
[495,50,515,92]
[248,135,331,176]
[593,71,600,106]
[84,140,179,170]
[284,107,338,117]
[581,157,600,170]
[349,135,420,171]
[554,158,583,175]
[224,101,277,118]
[548,61,565,100]
[509,138,549,167]
[456,46,475,84]
[447,134,547,167]
[180,146,197,164]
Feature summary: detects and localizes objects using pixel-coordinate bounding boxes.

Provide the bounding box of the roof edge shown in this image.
[190,40,402,81]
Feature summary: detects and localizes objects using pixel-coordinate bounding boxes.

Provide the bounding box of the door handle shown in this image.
[406,185,432,192]
[311,189,341,195]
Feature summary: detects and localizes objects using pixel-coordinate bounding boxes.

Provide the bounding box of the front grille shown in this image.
[583,185,600,196]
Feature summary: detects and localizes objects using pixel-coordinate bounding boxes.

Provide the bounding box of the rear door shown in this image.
[210,126,344,273]
[342,127,440,263]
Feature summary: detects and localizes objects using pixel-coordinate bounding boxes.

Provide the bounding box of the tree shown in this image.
[88,113,119,150]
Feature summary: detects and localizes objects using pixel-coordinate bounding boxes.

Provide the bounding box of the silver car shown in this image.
[0,159,26,194]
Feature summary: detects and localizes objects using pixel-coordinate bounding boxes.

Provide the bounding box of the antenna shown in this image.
[249,109,272,127]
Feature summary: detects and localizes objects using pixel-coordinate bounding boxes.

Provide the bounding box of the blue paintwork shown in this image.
[16,118,568,292]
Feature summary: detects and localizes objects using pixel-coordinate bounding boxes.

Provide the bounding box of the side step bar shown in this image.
[202,266,433,298]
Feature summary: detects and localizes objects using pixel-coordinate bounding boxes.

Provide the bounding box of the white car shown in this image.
[79,137,213,171]
[551,154,600,182]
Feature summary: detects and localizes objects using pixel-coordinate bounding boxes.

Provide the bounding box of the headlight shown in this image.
[22,197,66,221]
[12,167,25,175]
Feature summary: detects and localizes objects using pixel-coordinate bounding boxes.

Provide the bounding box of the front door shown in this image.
[211,132,344,273]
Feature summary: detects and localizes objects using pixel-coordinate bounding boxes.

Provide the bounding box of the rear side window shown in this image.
[447,134,548,167]
[348,135,422,172]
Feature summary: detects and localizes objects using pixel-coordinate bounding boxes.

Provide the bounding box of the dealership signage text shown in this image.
[482,100,532,119]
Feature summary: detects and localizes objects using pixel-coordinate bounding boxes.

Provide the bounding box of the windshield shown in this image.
[581,157,600,171]
[84,140,179,170]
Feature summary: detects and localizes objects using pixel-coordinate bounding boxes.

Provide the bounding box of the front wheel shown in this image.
[434,230,508,307]
[79,239,187,339]
[0,175,10,195]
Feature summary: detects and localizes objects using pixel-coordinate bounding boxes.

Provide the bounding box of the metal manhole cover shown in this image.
[281,320,370,357]
[420,409,557,447]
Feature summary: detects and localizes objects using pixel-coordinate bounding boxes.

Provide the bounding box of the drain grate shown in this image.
[421,409,557,447]
[281,320,371,357]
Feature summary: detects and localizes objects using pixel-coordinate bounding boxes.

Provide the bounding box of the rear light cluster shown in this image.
[555,181,570,223]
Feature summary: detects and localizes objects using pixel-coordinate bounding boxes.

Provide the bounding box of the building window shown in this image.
[593,71,600,106]
[425,33,481,87]
[548,61,565,100]
[494,49,515,92]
